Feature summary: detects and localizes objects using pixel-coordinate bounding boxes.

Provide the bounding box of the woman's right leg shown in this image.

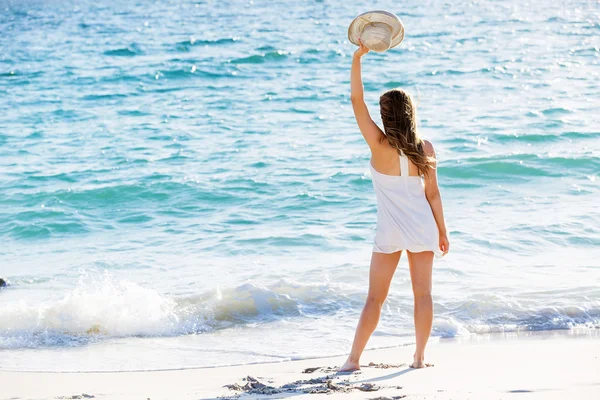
[339,251,401,372]
[407,250,434,368]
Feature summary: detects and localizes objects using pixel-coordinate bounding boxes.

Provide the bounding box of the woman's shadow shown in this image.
[346,365,417,383]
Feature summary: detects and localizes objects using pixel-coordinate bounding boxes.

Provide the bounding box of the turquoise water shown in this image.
[1,0,599,371]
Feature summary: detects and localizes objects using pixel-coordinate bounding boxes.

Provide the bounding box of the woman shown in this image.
[340,39,449,372]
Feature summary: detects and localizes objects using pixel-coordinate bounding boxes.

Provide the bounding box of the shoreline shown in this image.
[2,329,599,399]
[3,328,596,374]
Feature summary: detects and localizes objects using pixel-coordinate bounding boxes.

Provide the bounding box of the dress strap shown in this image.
[399,150,409,177]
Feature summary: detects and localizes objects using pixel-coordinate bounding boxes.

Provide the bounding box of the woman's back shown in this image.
[370,149,442,257]
[370,139,428,177]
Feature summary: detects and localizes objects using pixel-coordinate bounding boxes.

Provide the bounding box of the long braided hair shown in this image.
[379,89,435,177]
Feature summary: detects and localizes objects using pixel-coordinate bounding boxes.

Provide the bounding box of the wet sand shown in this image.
[2,331,599,400]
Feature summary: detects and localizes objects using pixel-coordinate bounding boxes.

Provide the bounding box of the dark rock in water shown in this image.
[0,278,6,288]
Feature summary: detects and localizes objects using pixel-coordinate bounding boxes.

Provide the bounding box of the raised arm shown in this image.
[350,39,385,150]
[422,140,449,256]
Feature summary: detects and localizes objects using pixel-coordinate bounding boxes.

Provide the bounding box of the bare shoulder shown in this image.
[421,139,436,157]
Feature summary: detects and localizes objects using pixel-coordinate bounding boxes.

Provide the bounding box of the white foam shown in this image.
[1,272,599,352]
[0,273,349,349]
[0,273,205,346]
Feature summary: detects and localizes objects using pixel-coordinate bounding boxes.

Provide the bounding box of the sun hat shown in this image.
[348,10,405,53]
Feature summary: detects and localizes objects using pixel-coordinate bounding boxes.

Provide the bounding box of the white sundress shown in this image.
[370,150,442,258]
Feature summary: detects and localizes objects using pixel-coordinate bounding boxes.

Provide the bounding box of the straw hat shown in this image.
[348,10,405,53]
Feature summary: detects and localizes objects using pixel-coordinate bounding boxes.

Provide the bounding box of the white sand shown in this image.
[2,331,599,400]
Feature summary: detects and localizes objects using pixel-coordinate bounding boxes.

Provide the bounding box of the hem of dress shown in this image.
[373,243,443,258]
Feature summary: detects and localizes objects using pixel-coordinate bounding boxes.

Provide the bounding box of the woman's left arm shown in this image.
[422,140,449,255]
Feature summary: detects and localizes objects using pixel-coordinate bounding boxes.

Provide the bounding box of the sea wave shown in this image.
[229,50,291,64]
[175,37,239,51]
[0,274,345,349]
[440,153,600,179]
[1,274,598,350]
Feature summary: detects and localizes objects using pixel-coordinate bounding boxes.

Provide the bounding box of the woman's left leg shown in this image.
[407,250,434,368]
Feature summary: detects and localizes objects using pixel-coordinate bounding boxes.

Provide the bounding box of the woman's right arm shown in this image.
[350,39,385,150]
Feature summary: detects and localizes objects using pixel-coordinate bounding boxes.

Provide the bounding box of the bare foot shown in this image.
[338,358,360,373]
[409,359,433,368]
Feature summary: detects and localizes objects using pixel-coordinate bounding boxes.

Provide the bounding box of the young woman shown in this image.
[340,39,449,372]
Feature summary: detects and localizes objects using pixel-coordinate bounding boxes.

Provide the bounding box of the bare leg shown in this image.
[339,251,401,372]
[407,250,434,368]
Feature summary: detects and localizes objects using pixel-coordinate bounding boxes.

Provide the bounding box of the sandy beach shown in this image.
[2,331,598,400]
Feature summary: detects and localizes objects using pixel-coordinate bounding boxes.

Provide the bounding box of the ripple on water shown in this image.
[229,50,290,64]
[103,48,140,57]
[175,37,239,51]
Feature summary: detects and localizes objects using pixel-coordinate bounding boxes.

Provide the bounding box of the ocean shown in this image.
[0,0,599,371]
